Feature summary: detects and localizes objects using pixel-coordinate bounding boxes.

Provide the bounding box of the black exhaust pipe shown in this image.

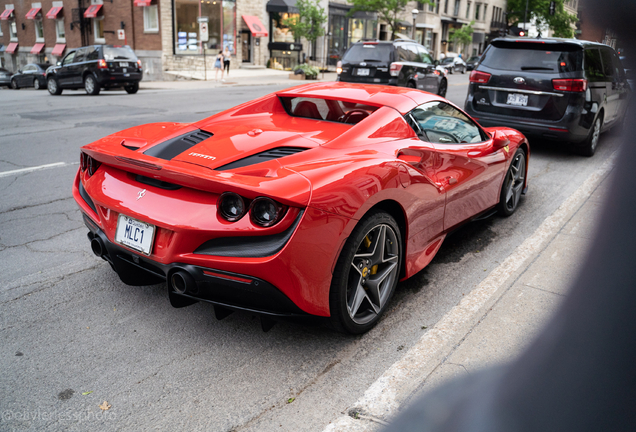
[91,237,105,258]
[170,270,196,294]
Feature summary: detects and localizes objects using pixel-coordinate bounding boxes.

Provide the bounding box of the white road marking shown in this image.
[324,152,617,431]
[0,162,73,179]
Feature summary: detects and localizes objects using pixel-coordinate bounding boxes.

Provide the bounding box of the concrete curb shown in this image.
[324,152,617,432]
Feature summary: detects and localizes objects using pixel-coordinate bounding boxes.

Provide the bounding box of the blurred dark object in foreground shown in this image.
[386,0,636,430]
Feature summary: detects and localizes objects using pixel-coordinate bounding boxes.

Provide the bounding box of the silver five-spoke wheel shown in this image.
[497,148,526,216]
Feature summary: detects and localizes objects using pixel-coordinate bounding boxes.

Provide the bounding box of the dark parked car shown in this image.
[465,55,481,71]
[465,38,631,156]
[0,67,12,87]
[337,40,448,97]
[46,45,142,96]
[10,63,49,89]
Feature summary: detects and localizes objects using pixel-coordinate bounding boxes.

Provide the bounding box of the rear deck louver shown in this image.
[144,130,213,161]
[215,147,309,171]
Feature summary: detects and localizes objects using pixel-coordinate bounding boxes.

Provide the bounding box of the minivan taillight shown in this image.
[98,59,108,69]
[390,63,403,77]
[469,70,491,84]
[137,60,143,70]
[336,60,342,75]
[552,78,587,92]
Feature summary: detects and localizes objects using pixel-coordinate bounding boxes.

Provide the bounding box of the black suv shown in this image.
[337,40,448,97]
[465,38,631,156]
[46,45,142,96]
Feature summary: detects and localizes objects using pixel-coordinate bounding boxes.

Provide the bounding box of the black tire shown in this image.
[574,114,603,157]
[124,82,139,94]
[496,148,526,217]
[33,78,41,90]
[11,78,18,89]
[328,210,402,334]
[84,74,100,95]
[406,81,416,89]
[47,77,62,95]
[437,79,447,97]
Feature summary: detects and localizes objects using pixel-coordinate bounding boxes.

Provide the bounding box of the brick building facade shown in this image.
[0,0,162,80]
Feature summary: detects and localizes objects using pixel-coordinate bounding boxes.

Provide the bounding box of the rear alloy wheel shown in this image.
[437,79,447,97]
[84,74,100,95]
[329,211,402,334]
[47,77,62,95]
[497,148,526,217]
[33,78,41,90]
[124,82,139,94]
[11,79,18,89]
[575,115,602,157]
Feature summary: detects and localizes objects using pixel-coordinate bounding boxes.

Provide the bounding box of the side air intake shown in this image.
[215,147,309,171]
[144,130,213,160]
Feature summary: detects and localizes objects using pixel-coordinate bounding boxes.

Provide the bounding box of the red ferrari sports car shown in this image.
[73,82,529,334]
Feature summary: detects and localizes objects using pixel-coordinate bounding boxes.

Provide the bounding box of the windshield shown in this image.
[468,56,480,62]
[481,42,583,73]
[342,44,392,63]
[103,46,138,61]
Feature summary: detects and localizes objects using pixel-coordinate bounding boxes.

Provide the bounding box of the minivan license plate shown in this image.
[507,93,528,106]
[119,62,129,67]
[115,214,155,255]
[357,68,370,76]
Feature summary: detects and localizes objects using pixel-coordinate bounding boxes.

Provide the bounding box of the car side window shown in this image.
[407,44,421,62]
[584,49,605,82]
[74,48,87,63]
[397,45,413,62]
[600,49,615,80]
[407,101,486,144]
[611,51,626,81]
[62,52,76,66]
[417,46,433,64]
[86,46,99,61]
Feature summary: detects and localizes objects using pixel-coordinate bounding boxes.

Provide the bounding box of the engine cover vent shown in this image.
[215,147,309,171]
[144,130,213,160]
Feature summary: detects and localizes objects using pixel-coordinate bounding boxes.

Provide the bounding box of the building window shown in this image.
[143,5,158,32]
[271,12,298,43]
[10,21,17,40]
[56,19,65,41]
[349,17,377,45]
[483,5,487,22]
[94,17,105,43]
[475,3,481,20]
[453,0,460,16]
[429,0,436,12]
[444,0,449,14]
[0,21,3,36]
[35,20,44,41]
[466,2,471,18]
[174,0,236,55]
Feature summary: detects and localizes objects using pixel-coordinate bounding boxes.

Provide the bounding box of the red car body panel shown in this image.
[73,82,529,318]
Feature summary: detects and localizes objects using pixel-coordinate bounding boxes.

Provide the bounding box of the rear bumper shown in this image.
[96,71,142,86]
[337,75,397,86]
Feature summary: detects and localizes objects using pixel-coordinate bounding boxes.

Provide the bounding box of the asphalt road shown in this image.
[0,75,622,431]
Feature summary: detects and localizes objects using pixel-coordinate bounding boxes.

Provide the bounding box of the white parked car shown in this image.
[440,56,467,74]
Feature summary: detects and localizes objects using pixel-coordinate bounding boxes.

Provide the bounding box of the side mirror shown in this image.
[433,60,440,66]
[492,130,510,150]
[17,69,22,73]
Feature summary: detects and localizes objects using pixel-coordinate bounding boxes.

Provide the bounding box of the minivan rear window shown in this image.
[103,46,138,61]
[481,42,583,74]
[342,44,393,63]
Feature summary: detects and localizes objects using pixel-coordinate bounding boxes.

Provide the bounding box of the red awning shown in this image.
[84,4,103,18]
[52,43,66,56]
[46,6,63,19]
[26,7,41,19]
[0,9,14,20]
[242,15,268,38]
[134,0,153,6]
[31,43,45,54]
[6,42,18,54]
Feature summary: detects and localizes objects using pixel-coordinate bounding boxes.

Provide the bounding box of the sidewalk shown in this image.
[325,154,617,431]
[140,67,338,91]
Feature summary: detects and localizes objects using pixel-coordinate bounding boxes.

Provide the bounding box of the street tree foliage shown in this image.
[348,0,433,40]
[450,21,475,54]
[283,0,328,44]
[506,0,578,38]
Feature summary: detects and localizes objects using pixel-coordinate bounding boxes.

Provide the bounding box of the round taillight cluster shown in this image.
[217,193,285,227]
[80,152,101,177]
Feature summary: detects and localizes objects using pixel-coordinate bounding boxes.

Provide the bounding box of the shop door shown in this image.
[241,30,251,63]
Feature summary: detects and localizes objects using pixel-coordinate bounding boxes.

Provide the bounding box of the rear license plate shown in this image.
[507,93,529,106]
[115,214,155,255]
[357,68,370,76]
[119,62,129,67]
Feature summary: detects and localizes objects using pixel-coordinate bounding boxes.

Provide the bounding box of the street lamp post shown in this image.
[412,9,419,41]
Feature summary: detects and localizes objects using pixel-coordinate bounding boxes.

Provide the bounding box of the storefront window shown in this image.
[270,12,297,43]
[348,18,376,44]
[174,0,236,55]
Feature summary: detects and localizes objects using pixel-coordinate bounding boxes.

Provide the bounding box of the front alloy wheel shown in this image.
[497,149,526,216]
[329,211,402,334]
[47,77,62,95]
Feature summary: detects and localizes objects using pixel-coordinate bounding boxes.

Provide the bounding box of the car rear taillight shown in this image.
[98,59,107,69]
[552,78,587,92]
[81,152,101,177]
[137,59,143,70]
[469,70,491,84]
[80,152,88,171]
[336,60,342,75]
[390,63,403,77]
